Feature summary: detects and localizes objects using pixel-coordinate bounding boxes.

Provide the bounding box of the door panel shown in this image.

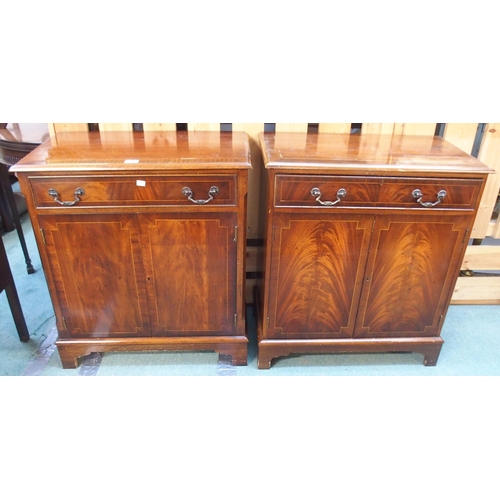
[39,214,150,337]
[139,213,237,336]
[354,214,472,338]
[267,214,373,339]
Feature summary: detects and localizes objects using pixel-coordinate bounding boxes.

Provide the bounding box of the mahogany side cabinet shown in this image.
[256,132,493,369]
[12,131,251,368]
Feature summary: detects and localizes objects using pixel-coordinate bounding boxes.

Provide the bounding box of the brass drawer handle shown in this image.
[310,187,346,206]
[182,186,219,204]
[48,187,85,206]
[412,188,447,207]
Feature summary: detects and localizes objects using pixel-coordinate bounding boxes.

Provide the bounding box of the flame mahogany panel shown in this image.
[354,214,471,338]
[267,214,372,339]
[257,132,492,368]
[275,175,482,209]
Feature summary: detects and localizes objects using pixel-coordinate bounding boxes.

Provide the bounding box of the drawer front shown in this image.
[275,175,483,210]
[30,175,237,208]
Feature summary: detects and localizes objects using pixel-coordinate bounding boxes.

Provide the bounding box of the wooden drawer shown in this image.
[30,175,237,208]
[275,175,483,210]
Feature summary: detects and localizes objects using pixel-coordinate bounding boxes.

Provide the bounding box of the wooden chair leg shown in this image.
[0,236,30,342]
[4,282,30,342]
[0,165,34,274]
[0,172,15,232]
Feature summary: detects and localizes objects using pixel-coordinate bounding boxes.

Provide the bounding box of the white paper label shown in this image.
[136,180,146,187]
[124,159,140,164]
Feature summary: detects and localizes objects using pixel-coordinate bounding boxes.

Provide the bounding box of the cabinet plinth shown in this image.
[12,131,251,368]
[257,132,493,368]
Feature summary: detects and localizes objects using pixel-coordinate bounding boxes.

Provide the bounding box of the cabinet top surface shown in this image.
[259,132,494,175]
[11,131,251,172]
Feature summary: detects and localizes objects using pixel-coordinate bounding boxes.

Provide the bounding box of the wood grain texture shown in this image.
[267,215,372,338]
[188,123,221,131]
[276,123,308,132]
[452,276,500,304]
[355,216,469,338]
[143,123,177,131]
[232,124,264,142]
[15,130,251,367]
[233,123,266,238]
[259,131,488,366]
[31,124,500,306]
[275,174,482,209]
[443,123,478,154]
[393,123,437,136]
[473,124,500,238]
[139,213,236,335]
[491,215,500,239]
[39,214,149,337]
[256,337,443,369]
[98,123,133,132]
[259,132,492,174]
[318,123,351,133]
[461,245,500,270]
[30,175,236,208]
[275,175,382,207]
[49,123,89,136]
[56,335,249,369]
[361,123,395,135]
[12,131,251,172]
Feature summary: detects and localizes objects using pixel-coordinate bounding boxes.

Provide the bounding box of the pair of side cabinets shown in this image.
[12,130,493,369]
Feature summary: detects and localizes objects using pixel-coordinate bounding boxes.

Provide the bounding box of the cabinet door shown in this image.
[138,213,237,336]
[266,213,373,339]
[39,214,150,338]
[354,214,472,338]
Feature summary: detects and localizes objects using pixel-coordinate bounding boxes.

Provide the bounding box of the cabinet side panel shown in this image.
[140,213,237,336]
[267,214,373,339]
